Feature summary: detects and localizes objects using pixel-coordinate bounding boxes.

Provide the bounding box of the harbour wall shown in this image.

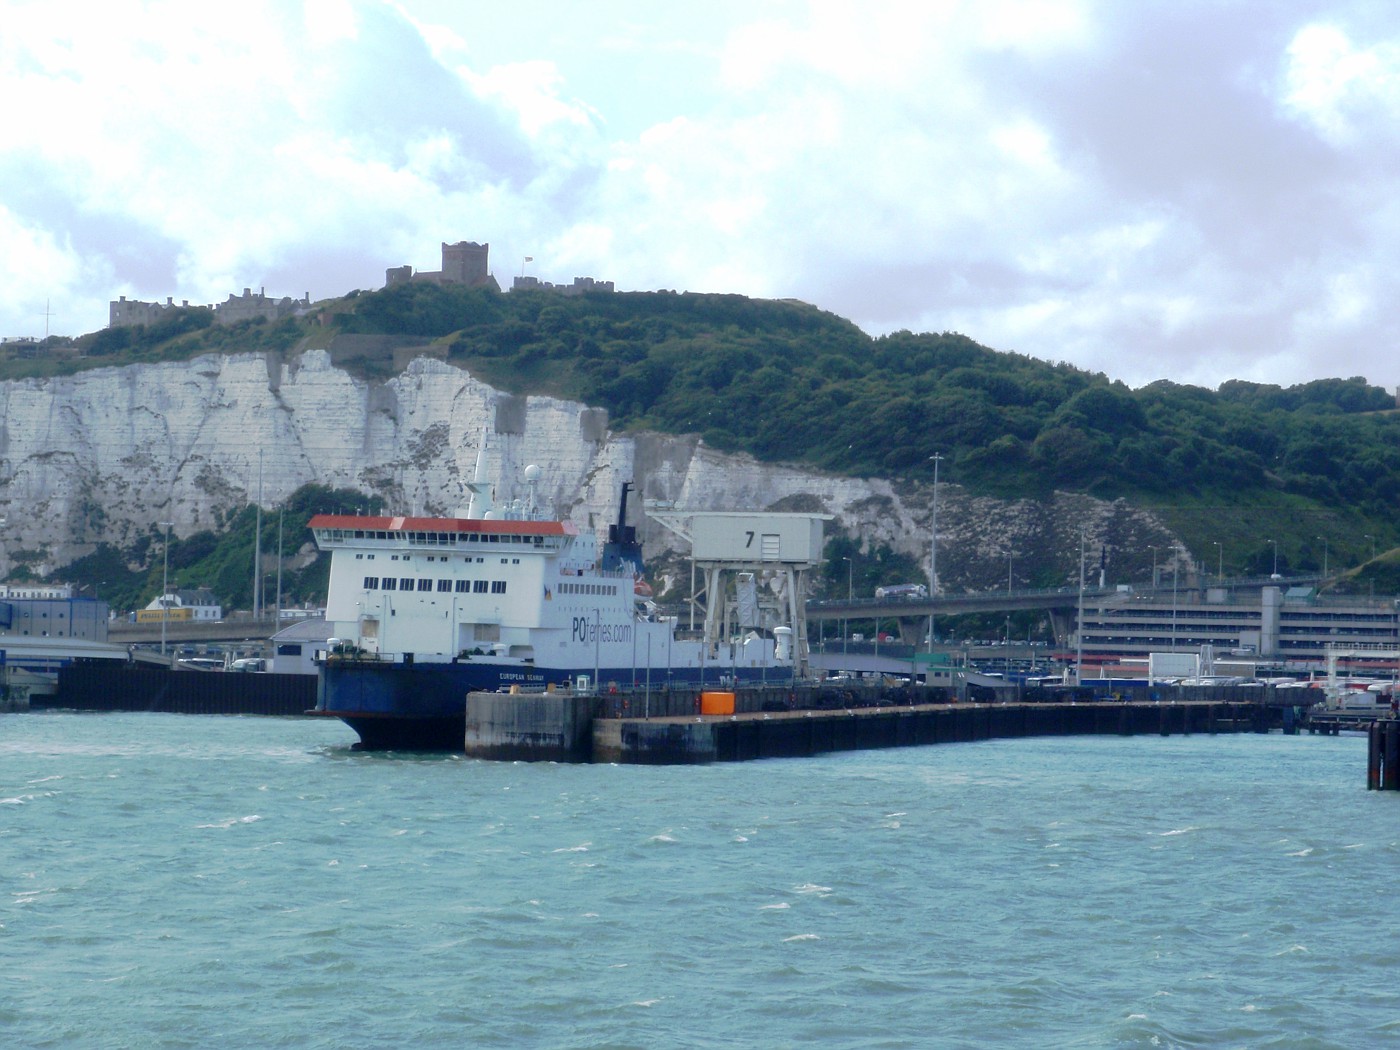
[464,682,1294,764]
[584,680,1315,720]
[44,664,316,716]
[464,691,604,762]
[32,668,1317,768]
[591,700,1268,765]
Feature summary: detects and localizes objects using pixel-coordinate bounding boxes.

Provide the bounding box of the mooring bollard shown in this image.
[1368,722,1384,790]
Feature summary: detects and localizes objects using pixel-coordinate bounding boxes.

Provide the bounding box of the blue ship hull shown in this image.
[315,658,785,750]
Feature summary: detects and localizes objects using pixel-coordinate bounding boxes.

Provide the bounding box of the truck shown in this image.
[874,584,929,599]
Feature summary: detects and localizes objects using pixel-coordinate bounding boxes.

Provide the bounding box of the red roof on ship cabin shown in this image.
[307,514,575,536]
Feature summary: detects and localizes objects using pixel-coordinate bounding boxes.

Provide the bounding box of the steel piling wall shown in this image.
[43,664,316,716]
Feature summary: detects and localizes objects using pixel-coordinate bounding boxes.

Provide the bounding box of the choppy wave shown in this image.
[0,712,1389,1048]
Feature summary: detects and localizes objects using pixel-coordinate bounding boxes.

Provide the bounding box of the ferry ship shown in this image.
[308,459,801,749]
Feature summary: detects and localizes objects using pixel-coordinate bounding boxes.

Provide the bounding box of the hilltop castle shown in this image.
[386,241,614,296]
[110,288,311,329]
[511,274,614,295]
[104,237,612,333]
[385,241,500,291]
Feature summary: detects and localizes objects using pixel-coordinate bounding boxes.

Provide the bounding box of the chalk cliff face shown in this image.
[0,349,1180,589]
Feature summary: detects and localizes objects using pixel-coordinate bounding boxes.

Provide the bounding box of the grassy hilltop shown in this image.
[6,282,1399,612]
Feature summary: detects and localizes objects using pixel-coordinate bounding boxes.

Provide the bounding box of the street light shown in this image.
[158,521,173,657]
[1316,535,1329,578]
[842,556,853,665]
[1212,541,1222,585]
[1006,564,1017,675]
[929,452,942,654]
[1149,545,1158,588]
[1164,546,1176,655]
[1075,531,1086,685]
[1269,538,1279,577]
[1365,534,1377,561]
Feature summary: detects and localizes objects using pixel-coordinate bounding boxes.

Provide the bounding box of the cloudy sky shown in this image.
[3,0,1399,390]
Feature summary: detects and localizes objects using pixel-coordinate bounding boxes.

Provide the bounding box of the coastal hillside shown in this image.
[1,284,1397,611]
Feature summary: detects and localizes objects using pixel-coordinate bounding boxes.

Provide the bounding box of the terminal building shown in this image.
[0,594,109,641]
[1076,584,1400,669]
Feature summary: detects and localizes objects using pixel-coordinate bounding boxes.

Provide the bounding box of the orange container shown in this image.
[699,691,736,715]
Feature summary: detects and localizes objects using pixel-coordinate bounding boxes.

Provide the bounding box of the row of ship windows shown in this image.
[363,577,508,594]
[355,577,620,597]
[323,530,548,546]
[557,583,619,596]
[354,553,516,564]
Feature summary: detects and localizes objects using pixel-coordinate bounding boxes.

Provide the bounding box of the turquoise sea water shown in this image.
[3,712,1398,1049]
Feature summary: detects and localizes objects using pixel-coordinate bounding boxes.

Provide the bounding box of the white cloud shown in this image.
[3,0,1400,394]
[470,60,600,138]
[1281,23,1400,145]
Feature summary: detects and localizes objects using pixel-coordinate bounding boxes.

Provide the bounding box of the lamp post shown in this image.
[276,509,284,625]
[1171,544,1180,651]
[1365,534,1377,561]
[1149,545,1158,588]
[1212,541,1222,585]
[842,556,853,666]
[1269,538,1279,577]
[158,521,173,657]
[1075,531,1086,685]
[1316,535,1329,578]
[253,449,263,621]
[928,452,942,654]
[1005,551,1014,679]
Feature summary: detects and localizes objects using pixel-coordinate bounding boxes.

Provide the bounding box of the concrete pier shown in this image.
[464,690,604,762]
[591,699,1261,764]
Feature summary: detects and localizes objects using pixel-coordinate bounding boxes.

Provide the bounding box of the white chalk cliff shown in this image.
[0,348,1177,588]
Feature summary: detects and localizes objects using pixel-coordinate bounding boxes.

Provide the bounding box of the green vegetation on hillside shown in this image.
[59,485,380,615]
[325,282,1400,504]
[6,280,1398,601]
[0,311,315,380]
[325,282,1400,564]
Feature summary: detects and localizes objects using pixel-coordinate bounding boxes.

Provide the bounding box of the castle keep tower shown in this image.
[383,241,496,289]
[441,241,490,285]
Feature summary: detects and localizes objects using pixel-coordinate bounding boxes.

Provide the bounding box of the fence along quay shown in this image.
[464,680,1310,764]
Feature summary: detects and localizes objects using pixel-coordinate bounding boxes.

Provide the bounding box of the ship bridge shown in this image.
[308,514,576,554]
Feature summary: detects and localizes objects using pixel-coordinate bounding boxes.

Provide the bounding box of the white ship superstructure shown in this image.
[308,459,826,748]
